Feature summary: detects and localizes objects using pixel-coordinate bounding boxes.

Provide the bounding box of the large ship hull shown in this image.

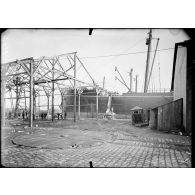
[62,90,173,115]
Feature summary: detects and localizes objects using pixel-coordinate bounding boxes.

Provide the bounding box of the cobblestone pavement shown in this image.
[1,119,191,168]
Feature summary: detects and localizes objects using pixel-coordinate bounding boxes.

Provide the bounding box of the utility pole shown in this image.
[144,29,152,93]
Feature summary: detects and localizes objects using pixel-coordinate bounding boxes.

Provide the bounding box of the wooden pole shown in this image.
[29,60,33,128]
[15,77,19,117]
[33,83,36,120]
[1,64,6,127]
[74,53,77,122]
[24,89,27,111]
[38,90,40,118]
[78,91,81,120]
[96,88,100,119]
[144,29,152,93]
[77,88,83,120]
[47,95,50,120]
[62,94,64,119]
[52,59,55,121]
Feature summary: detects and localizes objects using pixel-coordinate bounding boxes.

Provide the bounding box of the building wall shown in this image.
[173,46,187,129]
[149,108,158,129]
[150,99,183,132]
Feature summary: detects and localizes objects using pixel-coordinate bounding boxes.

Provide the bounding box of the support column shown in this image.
[47,95,50,120]
[52,59,55,121]
[61,94,64,119]
[38,90,40,118]
[77,88,83,120]
[74,53,77,122]
[14,77,19,117]
[24,89,27,111]
[29,60,33,128]
[1,64,6,127]
[33,85,36,120]
[96,87,100,120]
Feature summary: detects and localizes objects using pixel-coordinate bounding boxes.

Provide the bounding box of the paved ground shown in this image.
[1,119,191,167]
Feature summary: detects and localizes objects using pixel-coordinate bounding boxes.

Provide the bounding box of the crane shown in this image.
[115,66,130,92]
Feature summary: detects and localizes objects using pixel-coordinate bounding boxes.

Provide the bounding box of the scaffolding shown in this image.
[2,52,104,127]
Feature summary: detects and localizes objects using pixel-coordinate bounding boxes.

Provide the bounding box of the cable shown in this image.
[80,47,174,59]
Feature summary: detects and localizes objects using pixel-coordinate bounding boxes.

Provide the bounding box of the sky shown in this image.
[2,29,190,94]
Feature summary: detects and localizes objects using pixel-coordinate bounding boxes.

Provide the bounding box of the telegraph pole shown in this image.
[144,29,152,93]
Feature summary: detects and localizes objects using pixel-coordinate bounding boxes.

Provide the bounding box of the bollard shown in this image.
[89,161,93,168]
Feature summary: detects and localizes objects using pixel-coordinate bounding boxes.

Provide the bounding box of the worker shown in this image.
[22,110,25,119]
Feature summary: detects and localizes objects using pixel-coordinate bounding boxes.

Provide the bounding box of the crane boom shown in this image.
[147,38,160,91]
[115,66,130,91]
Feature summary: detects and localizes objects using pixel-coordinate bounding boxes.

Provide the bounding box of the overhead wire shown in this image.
[80,47,174,59]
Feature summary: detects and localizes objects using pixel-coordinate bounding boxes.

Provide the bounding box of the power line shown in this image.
[80,47,174,59]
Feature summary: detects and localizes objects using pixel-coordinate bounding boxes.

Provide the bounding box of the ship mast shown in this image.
[144,29,152,93]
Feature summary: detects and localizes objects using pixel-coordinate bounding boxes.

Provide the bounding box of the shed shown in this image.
[130,106,144,125]
[130,106,143,114]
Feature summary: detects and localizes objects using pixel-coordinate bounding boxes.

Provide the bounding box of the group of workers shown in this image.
[57,112,67,120]
[18,110,67,120]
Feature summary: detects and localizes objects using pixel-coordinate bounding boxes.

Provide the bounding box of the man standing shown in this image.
[22,110,25,119]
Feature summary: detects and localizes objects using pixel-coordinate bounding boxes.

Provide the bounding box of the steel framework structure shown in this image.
[2,52,104,127]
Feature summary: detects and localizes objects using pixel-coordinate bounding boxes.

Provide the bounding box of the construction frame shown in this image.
[1,52,105,127]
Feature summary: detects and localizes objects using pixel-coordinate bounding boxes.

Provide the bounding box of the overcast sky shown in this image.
[2,29,190,94]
